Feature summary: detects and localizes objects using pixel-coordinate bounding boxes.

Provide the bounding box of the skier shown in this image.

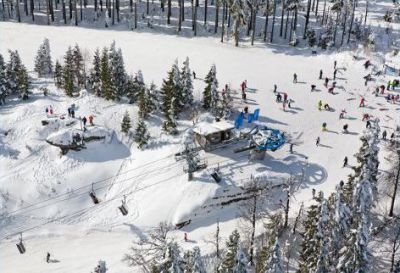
[390,132,395,144]
[359,97,366,107]
[380,85,385,94]
[283,92,288,102]
[311,84,316,92]
[316,136,320,146]
[283,101,287,111]
[366,120,371,129]
[343,124,348,134]
[324,77,329,87]
[276,93,282,102]
[293,73,298,83]
[318,100,323,111]
[322,122,327,131]
[184,232,188,242]
[71,109,75,118]
[319,69,323,79]
[273,84,277,93]
[45,107,49,115]
[364,60,371,69]
[362,113,370,121]
[67,107,71,117]
[333,69,337,80]
[82,116,87,131]
[328,87,334,94]
[193,71,196,79]
[49,106,53,115]
[382,130,387,140]
[387,80,391,91]
[339,109,346,119]
[288,99,293,108]
[46,252,50,263]
[343,156,348,167]
[89,115,94,126]
[289,143,294,153]
[324,103,331,111]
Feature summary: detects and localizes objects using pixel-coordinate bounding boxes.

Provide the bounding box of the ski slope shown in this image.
[0,21,399,272]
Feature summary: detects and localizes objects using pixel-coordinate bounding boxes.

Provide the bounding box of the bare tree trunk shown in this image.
[134,0,137,28]
[293,5,297,30]
[16,0,21,22]
[251,7,257,45]
[284,8,289,39]
[74,0,78,25]
[30,0,35,20]
[303,0,311,39]
[227,8,230,27]
[340,6,347,46]
[321,0,326,26]
[50,0,54,21]
[146,0,149,14]
[181,0,184,21]
[69,0,72,19]
[221,1,225,42]
[178,0,182,31]
[112,0,114,24]
[333,11,339,45]
[194,1,197,35]
[204,0,207,25]
[167,0,171,24]
[46,0,50,24]
[315,0,319,17]
[79,0,82,21]
[249,195,257,264]
[284,191,290,228]
[279,0,284,36]
[289,9,294,41]
[116,0,120,22]
[389,151,400,217]
[23,0,27,15]
[1,0,5,19]
[214,0,219,33]
[263,0,269,41]
[100,0,102,11]
[270,0,276,43]
[62,0,66,23]
[364,0,368,25]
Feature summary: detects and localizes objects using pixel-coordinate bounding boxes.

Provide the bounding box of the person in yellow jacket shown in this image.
[318,100,323,111]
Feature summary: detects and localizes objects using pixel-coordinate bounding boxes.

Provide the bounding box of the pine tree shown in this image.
[161,69,178,134]
[221,84,233,117]
[100,47,115,100]
[108,42,126,99]
[203,64,219,114]
[158,242,184,273]
[63,47,75,96]
[265,238,284,273]
[0,54,7,104]
[163,97,178,134]
[221,229,240,271]
[72,44,85,87]
[146,82,158,113]
[306,29,317,47]
[172,60,184,114]
[180,57,194,107]
[230,0,246,46]
[6,50,29,97]
[34,38,53,77]
[314,197,330,273]
[134,118,150,149]
[89,48,102,96]
[54,60,63,88]
[138,87,148,119]
[121,111,132,135]
[234,249,249,273]
[126,75,136,103]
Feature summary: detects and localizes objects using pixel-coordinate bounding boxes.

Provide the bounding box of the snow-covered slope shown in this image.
[0,21,399,272]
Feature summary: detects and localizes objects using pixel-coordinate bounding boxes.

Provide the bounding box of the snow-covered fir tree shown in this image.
[314,196,331,273]
[89,48,102,96]
[157,242,185,273]
[100,47,117,100]
[221,229,240,271]
[109,42,126,98]
[172,60,184,114]
[184,246,206,273]
[161,69,178,134]
[34,38,53,77]
[234,249,250,273]
[72,44,85,87]
[134,118,150,149]
[145,82,158,113]
[0,54,7,103]
[265,238,284,273]
[203,64,219,115]
[6,50,29,97]
[221,84,234,117]
[180,57,194,107]
[163,97,178,134]
[121,111,132,135]
[63,47,75,96]
[306,29,317,47]
[54,60,63,89]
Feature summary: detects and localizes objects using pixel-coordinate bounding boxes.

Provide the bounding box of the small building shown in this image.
[193,120,235,150]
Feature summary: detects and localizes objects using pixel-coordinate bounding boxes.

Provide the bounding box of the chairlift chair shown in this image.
[16,234,26,254]
[210,165,222,183]
[118,196,128,216]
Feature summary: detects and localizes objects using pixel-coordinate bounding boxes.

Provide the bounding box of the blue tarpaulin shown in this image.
[235,115,244,129]
[253,109,260,120]
[248,113,254,124]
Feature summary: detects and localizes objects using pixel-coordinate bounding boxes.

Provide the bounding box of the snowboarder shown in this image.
[364,60,371,69]
[343,156,348,167]
[82,116,87,131]
[333,69,337,80]
[362,113,370,121]
[240,81,246,92]
[273,84,277,93]
[382,130,387,140]
[67,107,71,117]
[46,252,50,263]
[311,84,316,92]
[293,73,297,83]
[71,109,75,118]
[316,136,320,146]
[324,77,329,87]
[366,120,371,129]
[49,106,53,115]
[193,71,196,79]
[46,107,49,115]
[328,87,334,94]
[359,97,366,107]
[319,70,323,79]
[390,132,395,144]
[322,122,327,131]
[89,115,94,126]
[289,143,294,153]
[324,103,331,111]
[318,100,323,111]
[184,232,188,242]
[380,85,385,94]
[343,124,348,134]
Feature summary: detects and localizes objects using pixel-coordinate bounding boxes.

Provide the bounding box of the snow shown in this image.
[0,6,399,271]
[193,120,235,136]
[46,126,111,146]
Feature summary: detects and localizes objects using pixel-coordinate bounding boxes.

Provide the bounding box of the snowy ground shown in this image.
[1,17,399,272]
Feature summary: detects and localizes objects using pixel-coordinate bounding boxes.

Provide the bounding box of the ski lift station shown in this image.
[193,119,235,151]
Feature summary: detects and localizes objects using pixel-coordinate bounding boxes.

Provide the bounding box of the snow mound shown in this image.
[46,126,111,146]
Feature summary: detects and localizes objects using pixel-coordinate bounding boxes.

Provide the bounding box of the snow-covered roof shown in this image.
[193,120,234,136]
